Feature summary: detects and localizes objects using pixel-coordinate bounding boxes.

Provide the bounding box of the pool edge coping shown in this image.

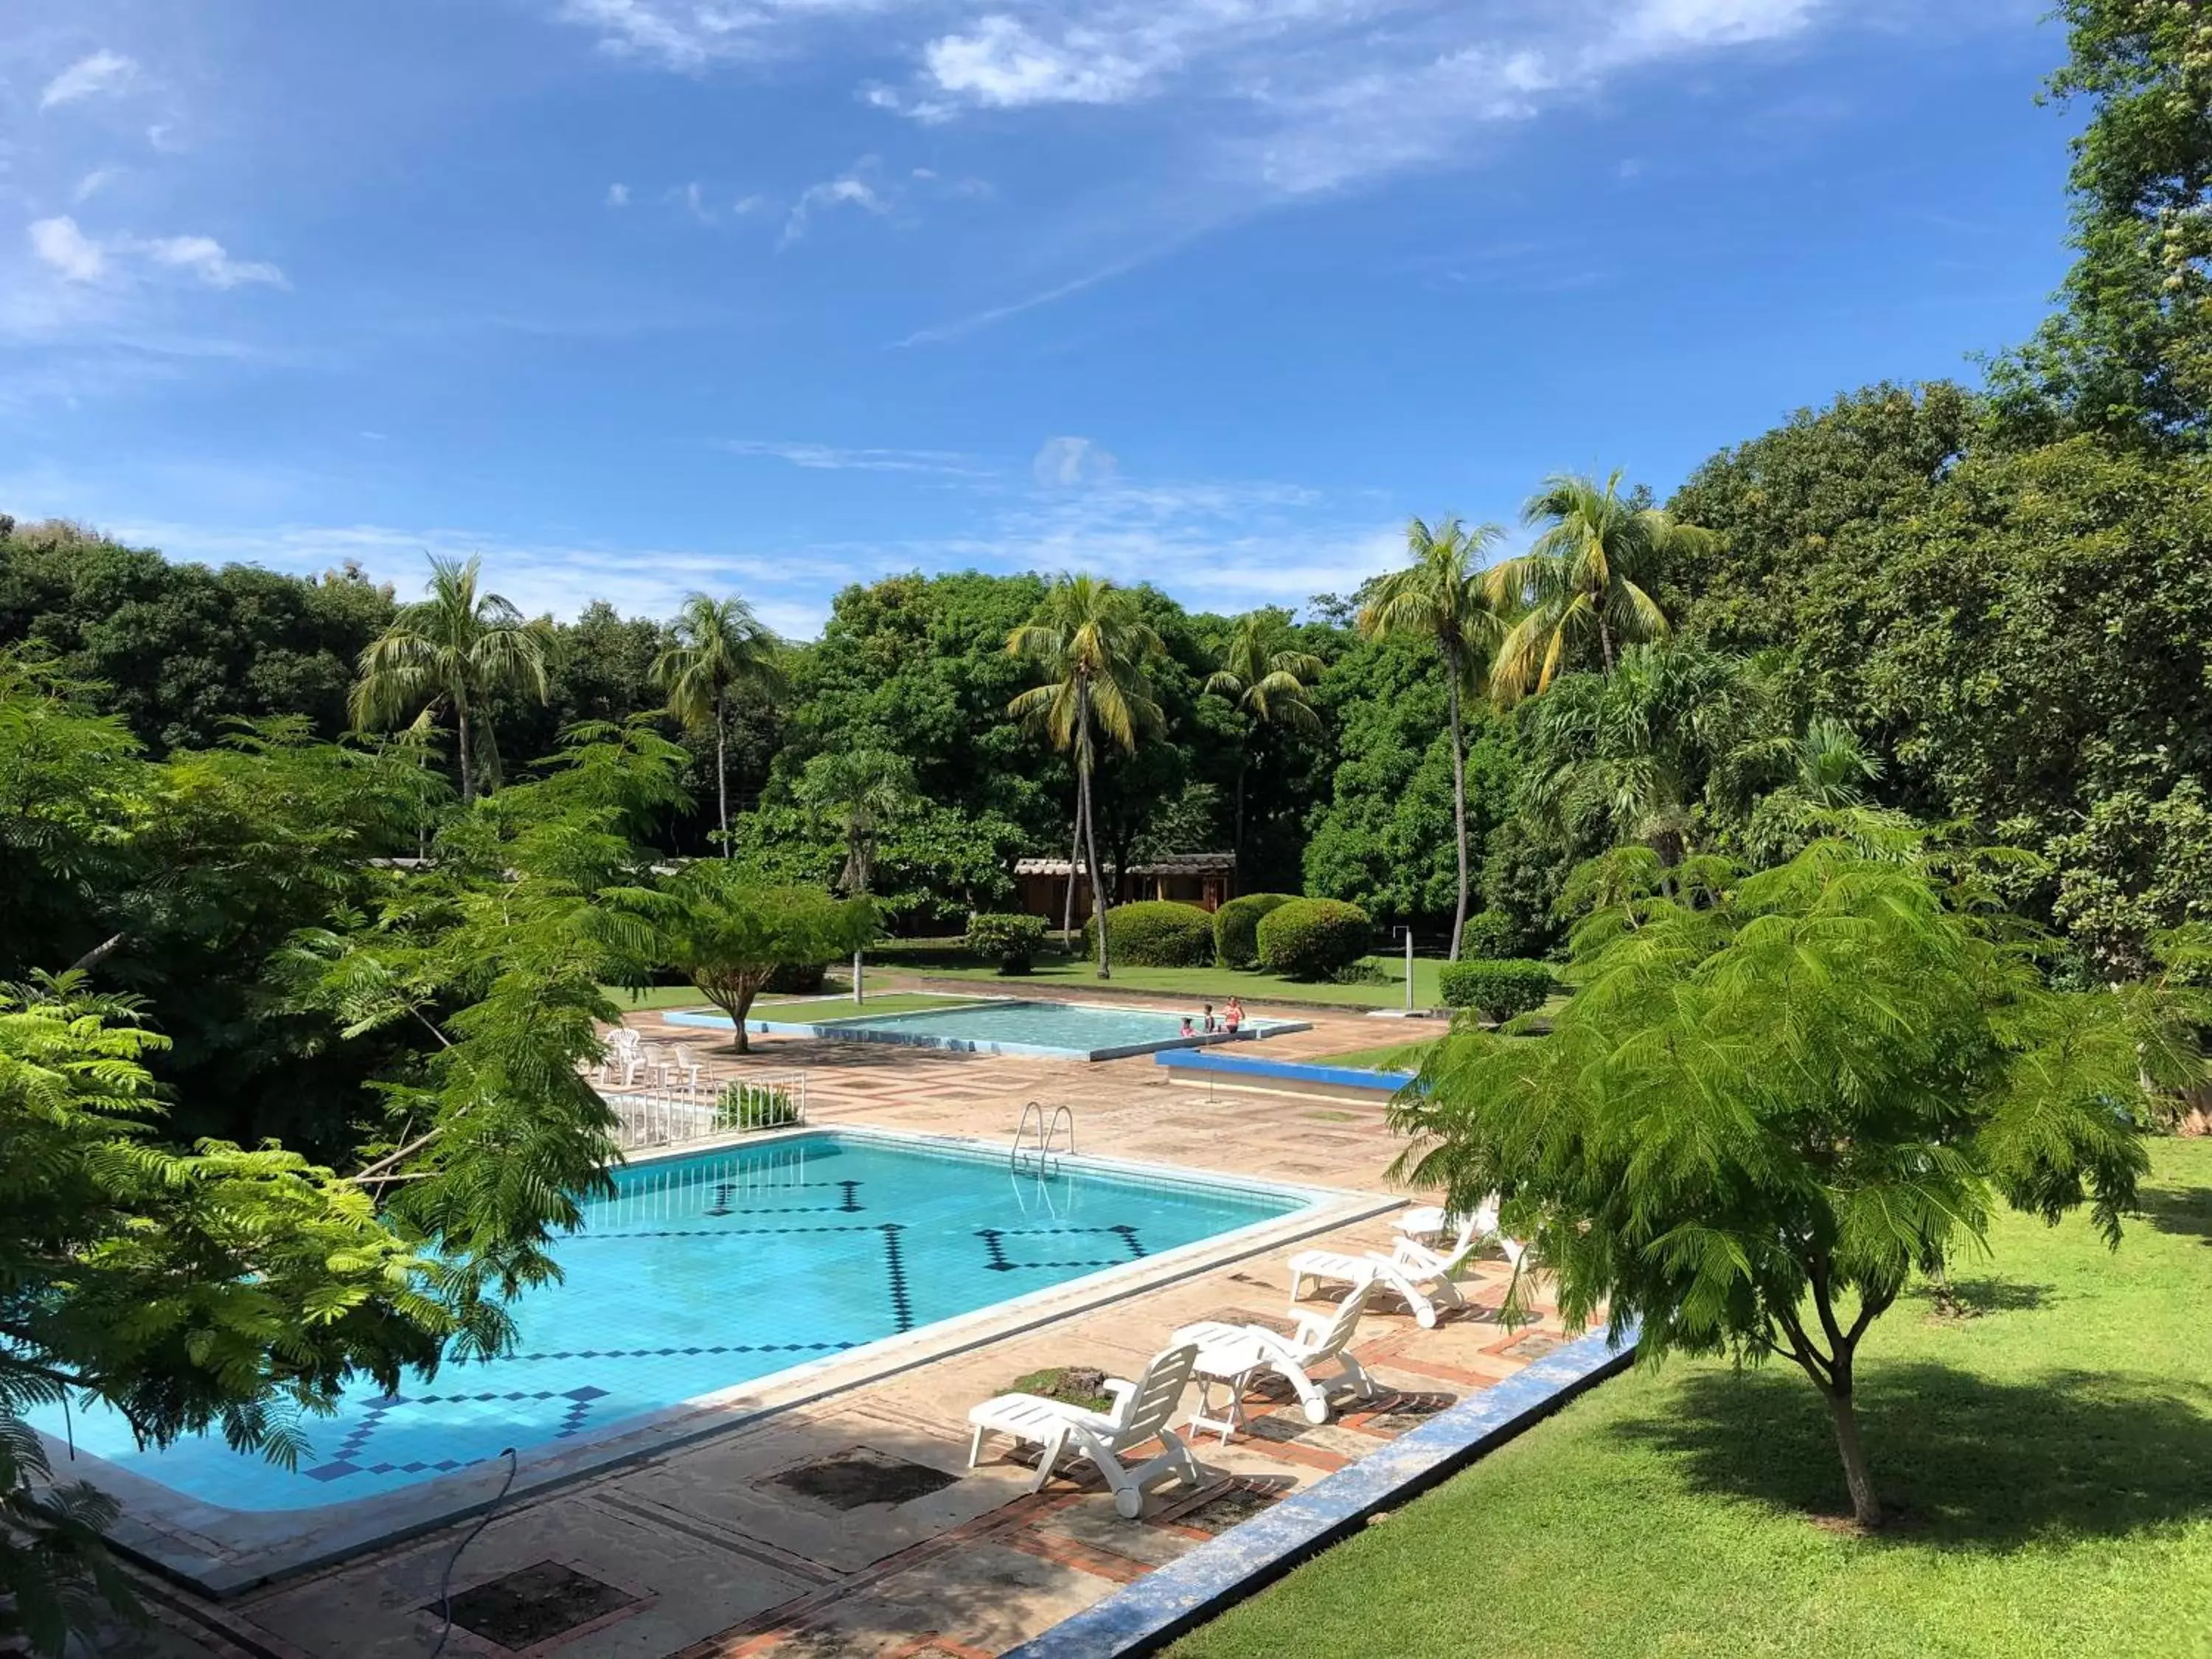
[1001,1322,1640,1659]
[52,1127,1401,1600]
[661,1001,1313,1062]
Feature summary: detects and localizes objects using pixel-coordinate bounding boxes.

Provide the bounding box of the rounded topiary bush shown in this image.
[966,911,1048,975]
[1213,892,1296,969]
[1438,959,1555,1023]
[1461,909,1519,961]
[1080,900,1216,967]
[1256,898,1372,979]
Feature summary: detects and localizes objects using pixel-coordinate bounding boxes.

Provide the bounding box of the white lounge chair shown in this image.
[1173,1276,1380,1439]
[657,1042,703,1097]
[1287,1207,1506,1329]
[966,1341,1205,1519]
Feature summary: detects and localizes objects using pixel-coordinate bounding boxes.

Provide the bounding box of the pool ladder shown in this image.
[1011,1101,1074,1177]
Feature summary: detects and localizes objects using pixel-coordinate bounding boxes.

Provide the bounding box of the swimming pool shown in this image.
[665,998,1311,1060]
[29,1131,1311,1514]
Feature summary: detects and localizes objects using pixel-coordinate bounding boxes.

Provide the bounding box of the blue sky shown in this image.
[7,1,2066,637]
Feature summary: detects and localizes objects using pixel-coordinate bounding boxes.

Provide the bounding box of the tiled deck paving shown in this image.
[113,990,1576,1659]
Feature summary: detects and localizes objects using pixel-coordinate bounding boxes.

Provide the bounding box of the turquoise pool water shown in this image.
[30,1133,1306,1512]
[665,998,1309,1060]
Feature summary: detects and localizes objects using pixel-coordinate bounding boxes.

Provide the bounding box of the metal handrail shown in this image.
[1011,1101,1075,1176]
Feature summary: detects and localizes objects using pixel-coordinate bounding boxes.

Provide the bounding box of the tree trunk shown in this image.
[1080,763,1110,979]
[456,700,477,804]
[1823,1383,1882,1529]
[1599,616,1616,674]
[1444,661,1470,962]
[1234,758,1247,861]
[1062,801,1082,943]
[715,689,730,857]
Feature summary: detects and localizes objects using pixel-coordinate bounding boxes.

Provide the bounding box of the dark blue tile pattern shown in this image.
[975,1225,1150,1273]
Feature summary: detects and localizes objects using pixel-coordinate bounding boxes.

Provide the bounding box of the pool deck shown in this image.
[110,990,1583,1659]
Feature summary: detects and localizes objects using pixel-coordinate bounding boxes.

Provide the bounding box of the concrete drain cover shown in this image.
[438,1561,635,1647]
[1500,1332,1565,1360]
[767,1447,961,1512]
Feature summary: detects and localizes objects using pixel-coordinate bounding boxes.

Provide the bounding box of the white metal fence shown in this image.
[606,1069,809,1152]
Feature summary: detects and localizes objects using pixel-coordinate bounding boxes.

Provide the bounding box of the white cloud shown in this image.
[606,181,632,206]
[41,49,140,110]
[1032,435,1116,488]
[29,218,106,282]
[138,234,288,289]
[720,438,981,474]
[74,168,122,204]
[552,0,891,69]
[25,217,286,290]
[922,16,1156,110]
[779,170,888,246]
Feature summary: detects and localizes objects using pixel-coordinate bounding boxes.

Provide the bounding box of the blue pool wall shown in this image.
[662,1001,1312,1061]
[1154,1048,1415,1094]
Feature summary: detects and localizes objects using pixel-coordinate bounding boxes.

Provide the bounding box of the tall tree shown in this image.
[1487,471,1708,701]
[1394,837,2207,1531]
[1204,610,1325,860]
[1006,575,1164,978]
[651,592,781,855]
[349,554,552,804]
[1359,517,1506,960]
[793,748,917,896]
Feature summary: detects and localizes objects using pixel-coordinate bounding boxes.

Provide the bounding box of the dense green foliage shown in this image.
[1079,900,1217,969]
[1211,892,1295,970]
[1436,957,1555,1023]
[964,911,1047,974]
[1460,909,1517,960]
[1256,897,1373,979]
[1396,838,2206,1526]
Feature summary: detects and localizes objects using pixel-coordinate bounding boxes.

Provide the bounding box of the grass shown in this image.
[597,985,983,1019]
[1173,1138,2212,1659]
[869,938,1451,1009]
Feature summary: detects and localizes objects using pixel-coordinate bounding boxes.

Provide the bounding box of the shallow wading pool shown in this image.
[664,997,1310,1060]
[29,1131,1315,1514]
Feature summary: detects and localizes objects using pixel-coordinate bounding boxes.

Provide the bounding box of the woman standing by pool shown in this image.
[1222,997,1245,1034]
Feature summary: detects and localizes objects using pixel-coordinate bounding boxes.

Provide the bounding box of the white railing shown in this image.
[607,1069,808,1153]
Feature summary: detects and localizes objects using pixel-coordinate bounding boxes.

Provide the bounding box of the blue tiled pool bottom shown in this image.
[665,998,1310,1060]
[29,1133,1305,1512]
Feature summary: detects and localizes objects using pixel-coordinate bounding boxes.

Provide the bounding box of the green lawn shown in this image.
[868,939,1450,1010]
[1174,1138,2212,1659]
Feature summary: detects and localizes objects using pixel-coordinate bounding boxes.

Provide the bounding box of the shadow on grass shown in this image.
[2138,1180,2212,1244]
[1610,1363,2212,1549]
[1903,1278,2055,1317]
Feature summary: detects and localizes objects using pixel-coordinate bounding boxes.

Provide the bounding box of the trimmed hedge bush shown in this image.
[1080,900,1216,967]
[764,960,829,995]
[966,911,1047,975]
[1462,909,1519,961]
[1256,898,1373,979]
[1439,959,1556,1023]
[1213,892,1296,969]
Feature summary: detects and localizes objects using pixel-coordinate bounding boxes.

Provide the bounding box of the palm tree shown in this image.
[651,592,781,856]
[1006,574,1164,978]
[349,554,554,804]
[1205,611,1326,860]
[1359,516,1507,961]
[796,748,916,895]
[1486,470,1713,703]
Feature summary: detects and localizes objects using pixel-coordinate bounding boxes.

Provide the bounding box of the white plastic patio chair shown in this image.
[1286,1208,1506,1329]
[966,1341,1205,1518]
[654,1042,703,1097]
[1173,1276,1380,1439]
[596,1026,646,1089]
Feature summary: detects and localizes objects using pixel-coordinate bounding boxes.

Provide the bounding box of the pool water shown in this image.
[666,998,1310,1060]
[31,1133,1305,1512]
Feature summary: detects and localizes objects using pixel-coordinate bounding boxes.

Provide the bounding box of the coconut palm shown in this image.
[1486,470,1713,703]
[1359,516,1509,960]
[1205,611,1326,859]
[651,592,782,857]
[1006,574,1164,978]
[349,554,554,804]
